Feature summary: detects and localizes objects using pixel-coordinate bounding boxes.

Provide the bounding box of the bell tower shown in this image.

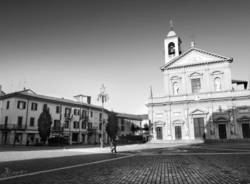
[164,20,182,64]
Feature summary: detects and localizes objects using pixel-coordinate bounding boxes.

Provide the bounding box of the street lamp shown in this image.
[97,84,109,148]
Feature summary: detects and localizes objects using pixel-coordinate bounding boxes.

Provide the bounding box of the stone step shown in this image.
[205,138,250,144]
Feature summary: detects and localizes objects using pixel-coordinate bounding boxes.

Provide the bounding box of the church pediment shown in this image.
[172,119,185,125]
[161,48,232,71]
[190,109,208,115]
[155,121,165,126]
[189,72,203,78]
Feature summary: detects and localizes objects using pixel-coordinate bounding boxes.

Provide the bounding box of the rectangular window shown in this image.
[90,111,93,117]
[65,108,71,117]
[88,122,92,129]
[30,117,35,127]
[121,119,125,131]
[99,122,102,130]
[99,113,102,120]
[54,120,61,129]
[64,121,69,128]
[73,121,79,129]
[81,110,87,119]
[74,109,80,116]
[121,125,125,131]
[4,116,8,126]
[15,133,22,144]
[42,104,48,110]
[17,101,26,109]
[6,101,10,109]
[17,116,23,128]
[56,106,60,114]
[82,121,86,129]
[31,102,38,111]
[191,78,201,93]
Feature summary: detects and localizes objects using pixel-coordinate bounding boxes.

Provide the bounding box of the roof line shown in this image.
[0,90,109,112]
[160,47,232,71]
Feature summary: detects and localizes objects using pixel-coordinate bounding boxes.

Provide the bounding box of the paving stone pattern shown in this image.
[3,155,242,184]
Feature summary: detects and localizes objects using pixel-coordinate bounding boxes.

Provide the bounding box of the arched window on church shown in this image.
[173,82,179,95]
[214,77,221,91]
[168,42,175,56]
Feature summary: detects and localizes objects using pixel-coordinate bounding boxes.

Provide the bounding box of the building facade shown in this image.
[0,89,109,145]
[116,113,148,136]
[148,27,250,142]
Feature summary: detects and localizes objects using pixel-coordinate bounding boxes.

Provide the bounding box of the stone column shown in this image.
[69,133,72,145]
[22,133,28,145]
[79,132,82,143]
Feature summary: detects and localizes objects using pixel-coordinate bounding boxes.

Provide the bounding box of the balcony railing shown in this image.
[0,124,26,130]
[64,113,72,118]
[80,116,89,121]
[51,126,64,132]
[149,89,250,104]
[87,127,97,133]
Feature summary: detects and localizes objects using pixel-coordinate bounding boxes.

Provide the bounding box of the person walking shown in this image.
[110,137,117,153]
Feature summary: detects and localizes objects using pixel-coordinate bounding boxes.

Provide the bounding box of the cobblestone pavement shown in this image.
[1,143,250,184]
[0,143,189,162]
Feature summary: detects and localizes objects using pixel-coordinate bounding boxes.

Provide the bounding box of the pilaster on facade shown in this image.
[149,26,250,142]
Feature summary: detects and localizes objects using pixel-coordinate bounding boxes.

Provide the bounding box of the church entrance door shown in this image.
[175,126,182,140]
[242,123,250,138]
[156,127,163,140]
[218,124,227,139]
[193,118,205,139]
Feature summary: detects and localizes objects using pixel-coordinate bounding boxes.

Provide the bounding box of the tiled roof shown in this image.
[0,89,108,112]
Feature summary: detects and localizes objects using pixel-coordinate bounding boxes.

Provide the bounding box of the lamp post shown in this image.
[97,84,109,148]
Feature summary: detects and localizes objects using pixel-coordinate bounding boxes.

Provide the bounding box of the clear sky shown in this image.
[0,0,250,114]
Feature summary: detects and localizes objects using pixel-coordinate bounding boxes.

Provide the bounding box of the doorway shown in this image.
[72,133,79,143]
[193,118,205,139]
[82,134,86,143]
[242,123,250,138]
[175,126,182,140]
[156,127,162,140]
[218,124,227,139]
[2,132,8,144]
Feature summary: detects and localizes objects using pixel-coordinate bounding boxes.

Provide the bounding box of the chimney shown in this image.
[87,96,91,104]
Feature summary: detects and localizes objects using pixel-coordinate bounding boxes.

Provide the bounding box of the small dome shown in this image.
[167,30,177,37]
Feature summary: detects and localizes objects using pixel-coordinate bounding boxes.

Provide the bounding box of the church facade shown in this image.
[148,27,250,142]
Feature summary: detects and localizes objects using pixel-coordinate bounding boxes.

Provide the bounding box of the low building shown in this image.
[0,89,109,145]
[115,113,149,140]
[116,113,142,136]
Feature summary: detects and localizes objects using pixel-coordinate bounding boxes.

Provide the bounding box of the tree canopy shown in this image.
[38,105,52,144]
[130,123,140,133]
[106,112,118,141]
[143,124,149,131]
